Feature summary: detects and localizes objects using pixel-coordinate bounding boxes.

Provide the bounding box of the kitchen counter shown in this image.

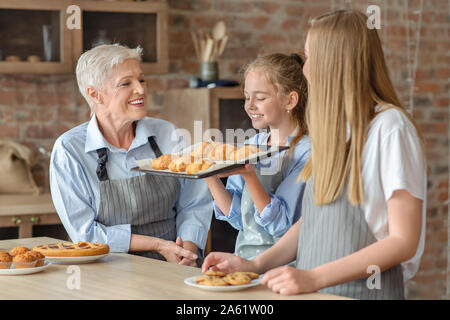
[0,237,350,300]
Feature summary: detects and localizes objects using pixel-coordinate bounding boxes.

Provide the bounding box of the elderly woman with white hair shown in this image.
[49,44,212,265]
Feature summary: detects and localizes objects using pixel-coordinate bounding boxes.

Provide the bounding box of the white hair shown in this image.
[76,43,143,109]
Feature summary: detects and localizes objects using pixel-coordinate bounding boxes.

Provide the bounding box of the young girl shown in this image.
[202,10,426,300]
[205,53,311,260]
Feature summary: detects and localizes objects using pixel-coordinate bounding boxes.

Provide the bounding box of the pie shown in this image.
[33,241,109,257]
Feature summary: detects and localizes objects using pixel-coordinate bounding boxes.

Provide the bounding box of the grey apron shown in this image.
[234,155,285,260]
[296,179,405,299]
[95,136,181,260]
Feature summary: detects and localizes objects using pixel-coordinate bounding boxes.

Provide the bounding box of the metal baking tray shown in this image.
[131,143,289,179]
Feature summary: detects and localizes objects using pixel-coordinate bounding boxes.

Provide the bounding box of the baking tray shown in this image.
[132,144,289,179]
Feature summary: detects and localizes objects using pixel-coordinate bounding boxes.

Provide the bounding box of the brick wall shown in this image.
[0,0,448,299]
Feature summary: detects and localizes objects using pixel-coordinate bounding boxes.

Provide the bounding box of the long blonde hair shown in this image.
[298,10,424,206]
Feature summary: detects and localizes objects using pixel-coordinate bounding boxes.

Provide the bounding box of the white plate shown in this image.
[184,275,263,292]
[44,253,108,264]
[0,261,51,276]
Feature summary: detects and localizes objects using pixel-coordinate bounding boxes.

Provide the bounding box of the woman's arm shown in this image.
[313,189,422,289]
[263,189,422,295]
[129,234,197,263]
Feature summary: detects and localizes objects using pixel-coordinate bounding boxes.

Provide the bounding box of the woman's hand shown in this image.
[208,164,255,179]
[176,237,199,267]
[201,252,256,274]
[261,265,320,295]
[156,237,198,264]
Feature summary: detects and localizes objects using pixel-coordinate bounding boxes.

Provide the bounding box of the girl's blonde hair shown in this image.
[298,10,424,206]
[242,53,308,156]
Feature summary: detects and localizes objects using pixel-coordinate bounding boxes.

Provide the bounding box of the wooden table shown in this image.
[0,237,349,300]
[0,193,61,238]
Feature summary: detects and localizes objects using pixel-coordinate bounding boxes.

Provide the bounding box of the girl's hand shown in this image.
[157,237,198,264]
[212,164,255,179]
[201,252,256,274]
[261,265,320,295]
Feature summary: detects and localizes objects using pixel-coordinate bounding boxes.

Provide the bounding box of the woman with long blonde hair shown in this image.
[201,10,426,299]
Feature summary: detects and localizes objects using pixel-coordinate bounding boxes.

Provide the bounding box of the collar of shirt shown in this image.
[84,114,156,154]
[258,126,299,145]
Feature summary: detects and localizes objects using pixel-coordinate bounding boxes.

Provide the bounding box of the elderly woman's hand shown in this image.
[175,237,199,267]
[156,237,198,263]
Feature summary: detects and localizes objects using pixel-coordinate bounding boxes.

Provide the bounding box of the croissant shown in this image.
[168,155,194,172]
[233,145,260,161]
[191,142,214,158]
[152,154,173,170]
[185,160,216,175]
[207,143,237,161]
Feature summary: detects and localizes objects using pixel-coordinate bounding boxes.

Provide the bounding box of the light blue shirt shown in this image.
[50,115,213,253]
[214,133,311,237]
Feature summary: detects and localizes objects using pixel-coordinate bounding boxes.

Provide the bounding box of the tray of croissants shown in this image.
[132,141,289,179]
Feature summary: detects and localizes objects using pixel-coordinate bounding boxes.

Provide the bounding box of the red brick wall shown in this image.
[0,0,448,299]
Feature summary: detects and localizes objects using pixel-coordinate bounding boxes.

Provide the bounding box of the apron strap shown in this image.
[96,148,109,182]
[95,136,163,182]
[148,136,163,158]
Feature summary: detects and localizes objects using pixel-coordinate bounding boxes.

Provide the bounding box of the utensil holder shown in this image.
[199,62,218,81]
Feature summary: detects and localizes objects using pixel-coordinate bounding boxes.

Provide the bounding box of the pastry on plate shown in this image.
[13,253,37,269]
[194,269,260,286]
[9,246,30,256]
[26,251,45,267]
[0,252,12,269]
[33,241,109,257]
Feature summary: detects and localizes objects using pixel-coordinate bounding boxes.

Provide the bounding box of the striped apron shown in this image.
[296,179,404,299]
[95,136,181,260]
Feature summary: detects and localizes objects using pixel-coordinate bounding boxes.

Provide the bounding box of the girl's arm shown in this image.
[262,189,422,295]
[205,176,232,215]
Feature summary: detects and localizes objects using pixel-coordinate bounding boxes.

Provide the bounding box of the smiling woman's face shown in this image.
[95,59,147,122]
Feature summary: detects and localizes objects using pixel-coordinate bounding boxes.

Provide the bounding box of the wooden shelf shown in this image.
[0,0,72,73]
[0,0,168,74]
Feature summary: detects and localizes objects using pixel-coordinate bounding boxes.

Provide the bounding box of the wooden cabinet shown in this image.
[0,0,72,73]
[0,193,68,240]
[73,0,168,74]
[0,0,168,74]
